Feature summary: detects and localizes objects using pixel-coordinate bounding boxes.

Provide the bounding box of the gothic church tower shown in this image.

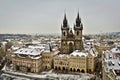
[74,12,84,50]
[61,12,83,54]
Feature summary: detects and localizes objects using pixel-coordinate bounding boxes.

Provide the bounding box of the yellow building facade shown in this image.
[54,49,97,73]
[41,52,54,70]
[11,48,42,73]
[12,55,42,73]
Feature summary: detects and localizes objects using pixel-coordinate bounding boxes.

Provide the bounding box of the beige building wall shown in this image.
[41,52,54,70]
[54,55,69,71]
[12,54,42,73]
[53,53,97,73]
[69,55,87,73]
[87,53,96,73]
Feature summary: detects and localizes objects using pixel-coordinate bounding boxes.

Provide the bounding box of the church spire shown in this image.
[74,11,83,30]
[63,13,68,27]
[76,11,81,27]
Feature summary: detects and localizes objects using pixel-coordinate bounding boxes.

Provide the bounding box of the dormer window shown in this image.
[116,48,118,51]
[31,51,33,53]
[20,50,22,52]
[108,61,112,66]
[112,61,115,66]
[118,62,120,66]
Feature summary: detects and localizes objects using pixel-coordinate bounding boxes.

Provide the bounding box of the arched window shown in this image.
[81,69,85,73]
[63,32,65,36]
[62,67,65,71]
[77,69,80,72]
[69,43,73,53]
[70,68,72,71]
[77,31,79,36]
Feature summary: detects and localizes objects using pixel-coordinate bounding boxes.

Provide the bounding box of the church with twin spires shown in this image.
[10,12,98,74]
[61,12,84,54]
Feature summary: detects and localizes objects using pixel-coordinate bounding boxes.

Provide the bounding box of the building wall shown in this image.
[54,55,69,71]
[41,52,54,70]
[12,55,42,73]
[87,53,96,73]
[61,32,83,54]
[53,54,96,73]
[95,45,112,58]
[69,55,87,73]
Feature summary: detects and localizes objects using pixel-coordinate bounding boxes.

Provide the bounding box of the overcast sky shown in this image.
[0,0,120,35]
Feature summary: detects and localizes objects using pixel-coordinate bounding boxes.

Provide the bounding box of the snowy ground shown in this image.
[1,64,94,80]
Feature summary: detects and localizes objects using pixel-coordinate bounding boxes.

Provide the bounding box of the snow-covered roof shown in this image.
[58,54,70,58]
[53,50,60,55]
[17,41,23,44]
[28,44,51,52]
[14,48,42,56]
[94,42,101,46]
[103,48,120,74]
[28,45,45,49]
[111,47,120,53]
[0,41,7,45]
[11,45,21,51]
[106,59,120,71]
[29,56,41,59]
[70,50,88,57]
[89,48,98,57]
[32,40,41,44]
[84,44,91,51]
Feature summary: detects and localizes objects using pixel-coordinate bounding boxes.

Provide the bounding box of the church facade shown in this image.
[61,12,84,54]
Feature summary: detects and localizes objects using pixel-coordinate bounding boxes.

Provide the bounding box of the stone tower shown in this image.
[61,12,83,54]
[74,12,83,50]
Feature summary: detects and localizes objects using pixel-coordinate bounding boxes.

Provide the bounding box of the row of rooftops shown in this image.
[10,43,52,60]
[11,42,98,60]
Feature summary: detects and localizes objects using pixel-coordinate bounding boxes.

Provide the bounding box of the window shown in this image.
[63,32,65,36]
[77,31,79,36]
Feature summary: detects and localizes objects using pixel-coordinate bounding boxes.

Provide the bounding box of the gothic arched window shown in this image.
[69,43,73,53]
[63,32,65,36]
[77,31,79,36]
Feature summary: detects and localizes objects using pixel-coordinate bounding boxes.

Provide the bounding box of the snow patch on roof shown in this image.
[70,50,88,57]
[111,47,120,53]
[14,48,42,56]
